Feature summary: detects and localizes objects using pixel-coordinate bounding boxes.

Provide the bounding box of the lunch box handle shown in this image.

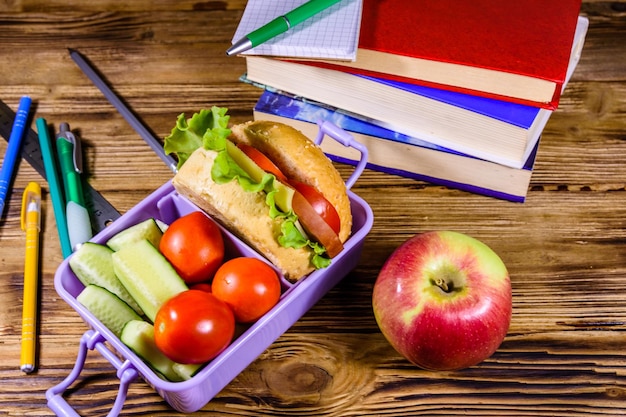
[314,120,368,190]
[46,329,139,417]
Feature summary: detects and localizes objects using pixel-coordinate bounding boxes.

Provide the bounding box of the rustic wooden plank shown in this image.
[2,0,248,12]
[0,1,625,416]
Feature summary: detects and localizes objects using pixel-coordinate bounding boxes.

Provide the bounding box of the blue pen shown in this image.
[0,96,32,217]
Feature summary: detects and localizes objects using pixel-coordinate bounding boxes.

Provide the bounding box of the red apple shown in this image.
[372,231,512,371]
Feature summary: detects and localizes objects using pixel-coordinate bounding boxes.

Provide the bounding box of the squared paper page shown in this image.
[231,0,362,61]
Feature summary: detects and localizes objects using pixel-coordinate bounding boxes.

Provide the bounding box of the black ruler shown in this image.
[0,99,120,233]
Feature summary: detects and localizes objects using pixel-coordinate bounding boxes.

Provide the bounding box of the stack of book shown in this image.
[231,0,588,202]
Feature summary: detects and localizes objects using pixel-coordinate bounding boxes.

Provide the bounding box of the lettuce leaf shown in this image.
[164,107,231,169]
[278,219,331,269]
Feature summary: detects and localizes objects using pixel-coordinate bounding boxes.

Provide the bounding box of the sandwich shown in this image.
[164,107,352,281]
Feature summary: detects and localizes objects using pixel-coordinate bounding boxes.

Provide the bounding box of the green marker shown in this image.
[227,0,343,55]
[36,118,72,258]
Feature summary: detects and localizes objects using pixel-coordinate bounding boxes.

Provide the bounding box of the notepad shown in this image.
[231,0,362,61]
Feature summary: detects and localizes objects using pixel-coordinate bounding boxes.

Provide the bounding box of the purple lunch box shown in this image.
[46,121,374,415]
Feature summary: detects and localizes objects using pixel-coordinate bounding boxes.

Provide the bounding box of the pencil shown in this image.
[68,49,179,173]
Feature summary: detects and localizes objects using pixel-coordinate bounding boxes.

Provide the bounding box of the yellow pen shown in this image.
[20,181,42,373]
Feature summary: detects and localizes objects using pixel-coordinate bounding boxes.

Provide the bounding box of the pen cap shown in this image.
[248,17,290,45]
[57,123,83,174]
[21,182,41,231]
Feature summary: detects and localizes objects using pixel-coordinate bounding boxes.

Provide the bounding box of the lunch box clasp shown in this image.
[46,329,139,417]
[314,120,368,190]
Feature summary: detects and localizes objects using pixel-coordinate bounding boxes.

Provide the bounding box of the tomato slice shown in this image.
[236,143,289,183]
[290,181,341,235]
[291,190,343,258]
[235,143,343,251]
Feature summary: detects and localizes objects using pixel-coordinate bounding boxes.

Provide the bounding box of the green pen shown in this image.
[227,0,343,55]
[36,118,72,258]
[56,123,93,251]
[56,123,84,205]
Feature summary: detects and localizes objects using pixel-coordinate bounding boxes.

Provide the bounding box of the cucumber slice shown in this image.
[155,219,169,233]
[172,362,203,381]
[106,218,164,251]
[112,239,188,322]
[70,242,144,315]
[120,320,186,382]
[226,140,295,212]
[77,285,142,338]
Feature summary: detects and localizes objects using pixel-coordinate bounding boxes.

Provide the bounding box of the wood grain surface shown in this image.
[1,1,625,416]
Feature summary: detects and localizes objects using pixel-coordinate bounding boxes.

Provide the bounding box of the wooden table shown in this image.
[1,1,625,416]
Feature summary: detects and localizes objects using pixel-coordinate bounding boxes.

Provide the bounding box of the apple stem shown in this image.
[435,278,450,292]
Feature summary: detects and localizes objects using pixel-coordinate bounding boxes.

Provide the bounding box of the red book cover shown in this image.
[290,0,582,109]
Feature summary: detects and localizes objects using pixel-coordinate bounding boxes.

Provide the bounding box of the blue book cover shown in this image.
[254,90,537,202]
[255,88,465,155]
[358,74,543,130]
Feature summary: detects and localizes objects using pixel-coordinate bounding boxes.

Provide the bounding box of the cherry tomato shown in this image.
[237,143,289,183]
[190,282,212,292]
[159,211,225,284]
[154,290,235,364]
[211,257,282,323]
[290,181,341,235]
